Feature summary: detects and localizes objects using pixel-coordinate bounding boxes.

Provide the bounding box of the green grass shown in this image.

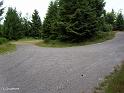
[0,37,8,44]
[0,43,16,54]
[11,38,42,45]
[105,62,124,93]
[94,62,124,93]
[17,37,38,41]
[36,31,116,48]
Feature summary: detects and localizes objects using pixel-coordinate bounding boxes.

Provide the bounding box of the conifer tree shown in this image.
[31,9,42,38]
[21,17,31,37]
[0,0,4,37]
[42,1,58,40]
[105,9,116,26]
[0,0,4,21]
[56,0,106,42]
[115,12,124,31]
[3,7,23,40]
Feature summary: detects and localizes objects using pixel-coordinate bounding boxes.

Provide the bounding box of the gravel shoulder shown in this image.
[0,32,124,93]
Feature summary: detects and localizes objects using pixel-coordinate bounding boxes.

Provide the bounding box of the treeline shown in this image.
[0,0,124,42]
[105,9,124,31]
[0,7,42,40]
[42,0,124,42]
[43,0,108,42]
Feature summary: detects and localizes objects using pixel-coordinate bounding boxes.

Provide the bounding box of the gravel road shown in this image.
[0,32,124,93]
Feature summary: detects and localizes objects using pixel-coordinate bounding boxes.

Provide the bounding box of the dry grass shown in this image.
[36,31,116,48]
[94,61,124,93]
[11,40,42,45]
[0,43,16,54]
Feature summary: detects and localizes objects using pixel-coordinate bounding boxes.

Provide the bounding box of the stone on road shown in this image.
[0,32,124,93]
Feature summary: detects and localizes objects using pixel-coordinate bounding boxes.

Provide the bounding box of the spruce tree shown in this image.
[0,24,3,37]
[105,9,116,26]
[115,12,124,31]
[3,7,23,40]
[0,0,4,21]
[21,17,32,37]
[0,0,4,37]
[42,1,58,40]
[56,0,106,42]
[31,9,42,38]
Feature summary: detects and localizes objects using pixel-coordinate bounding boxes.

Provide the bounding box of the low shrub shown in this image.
[0,37,8,44]
[101,24,113,32]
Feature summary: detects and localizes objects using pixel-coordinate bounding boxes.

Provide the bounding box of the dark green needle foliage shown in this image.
[42,1,59,40]
[0,0,4,37]
[21,17,32,37]
[105,9,116,26]
[42,0,110,42]
[31,9,42,38]
[0,0,4,21]
[58,0,106,42]
[105,9,116,30]
[115,12,124,31]
[3,7,23,40]
[2,8,43,40]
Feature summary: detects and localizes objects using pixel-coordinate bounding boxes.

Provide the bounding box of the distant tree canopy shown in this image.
[0,0,124,42]
[2,8,42,40]
[105,10,124,31]
[105,9,116,26]
[115,12,124,31]
[21,17,31,37]
[42,0,111,42]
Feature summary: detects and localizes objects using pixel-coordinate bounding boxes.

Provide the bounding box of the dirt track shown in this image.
[0,32,124,93]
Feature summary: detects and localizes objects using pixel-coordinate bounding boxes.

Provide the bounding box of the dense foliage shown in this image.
[0,0,4,37]
[0,0,4,21]
[21,17,31,37]
[0,0,124,42]
[115,12,124,31]
[42,1,58,40]
[105,9,116,26]
[0,37,8,44]
[2,8,42,40]
[105,10,124,31]
[31,10,42,38]
[42,0,112,42]
[3,8,23,40]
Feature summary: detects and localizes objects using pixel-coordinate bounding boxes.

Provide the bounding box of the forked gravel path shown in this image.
[0,32,124,93]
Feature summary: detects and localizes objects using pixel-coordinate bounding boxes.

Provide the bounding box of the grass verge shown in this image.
[0,43,16,54]
[36,31,116,48]
[11,38,42,45]
[94,62,124,93]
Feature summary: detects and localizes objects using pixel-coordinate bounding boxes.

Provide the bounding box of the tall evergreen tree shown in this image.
[3,7,23,40]
[55,0,106,42]
[0,0,4,37]
[42,1,58,40]
[105,9,116,26]
[21,17,32,37]
[0,24,3,37]
[115,12,124,31]
[31,9,42,38]
[0,0,4,21]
